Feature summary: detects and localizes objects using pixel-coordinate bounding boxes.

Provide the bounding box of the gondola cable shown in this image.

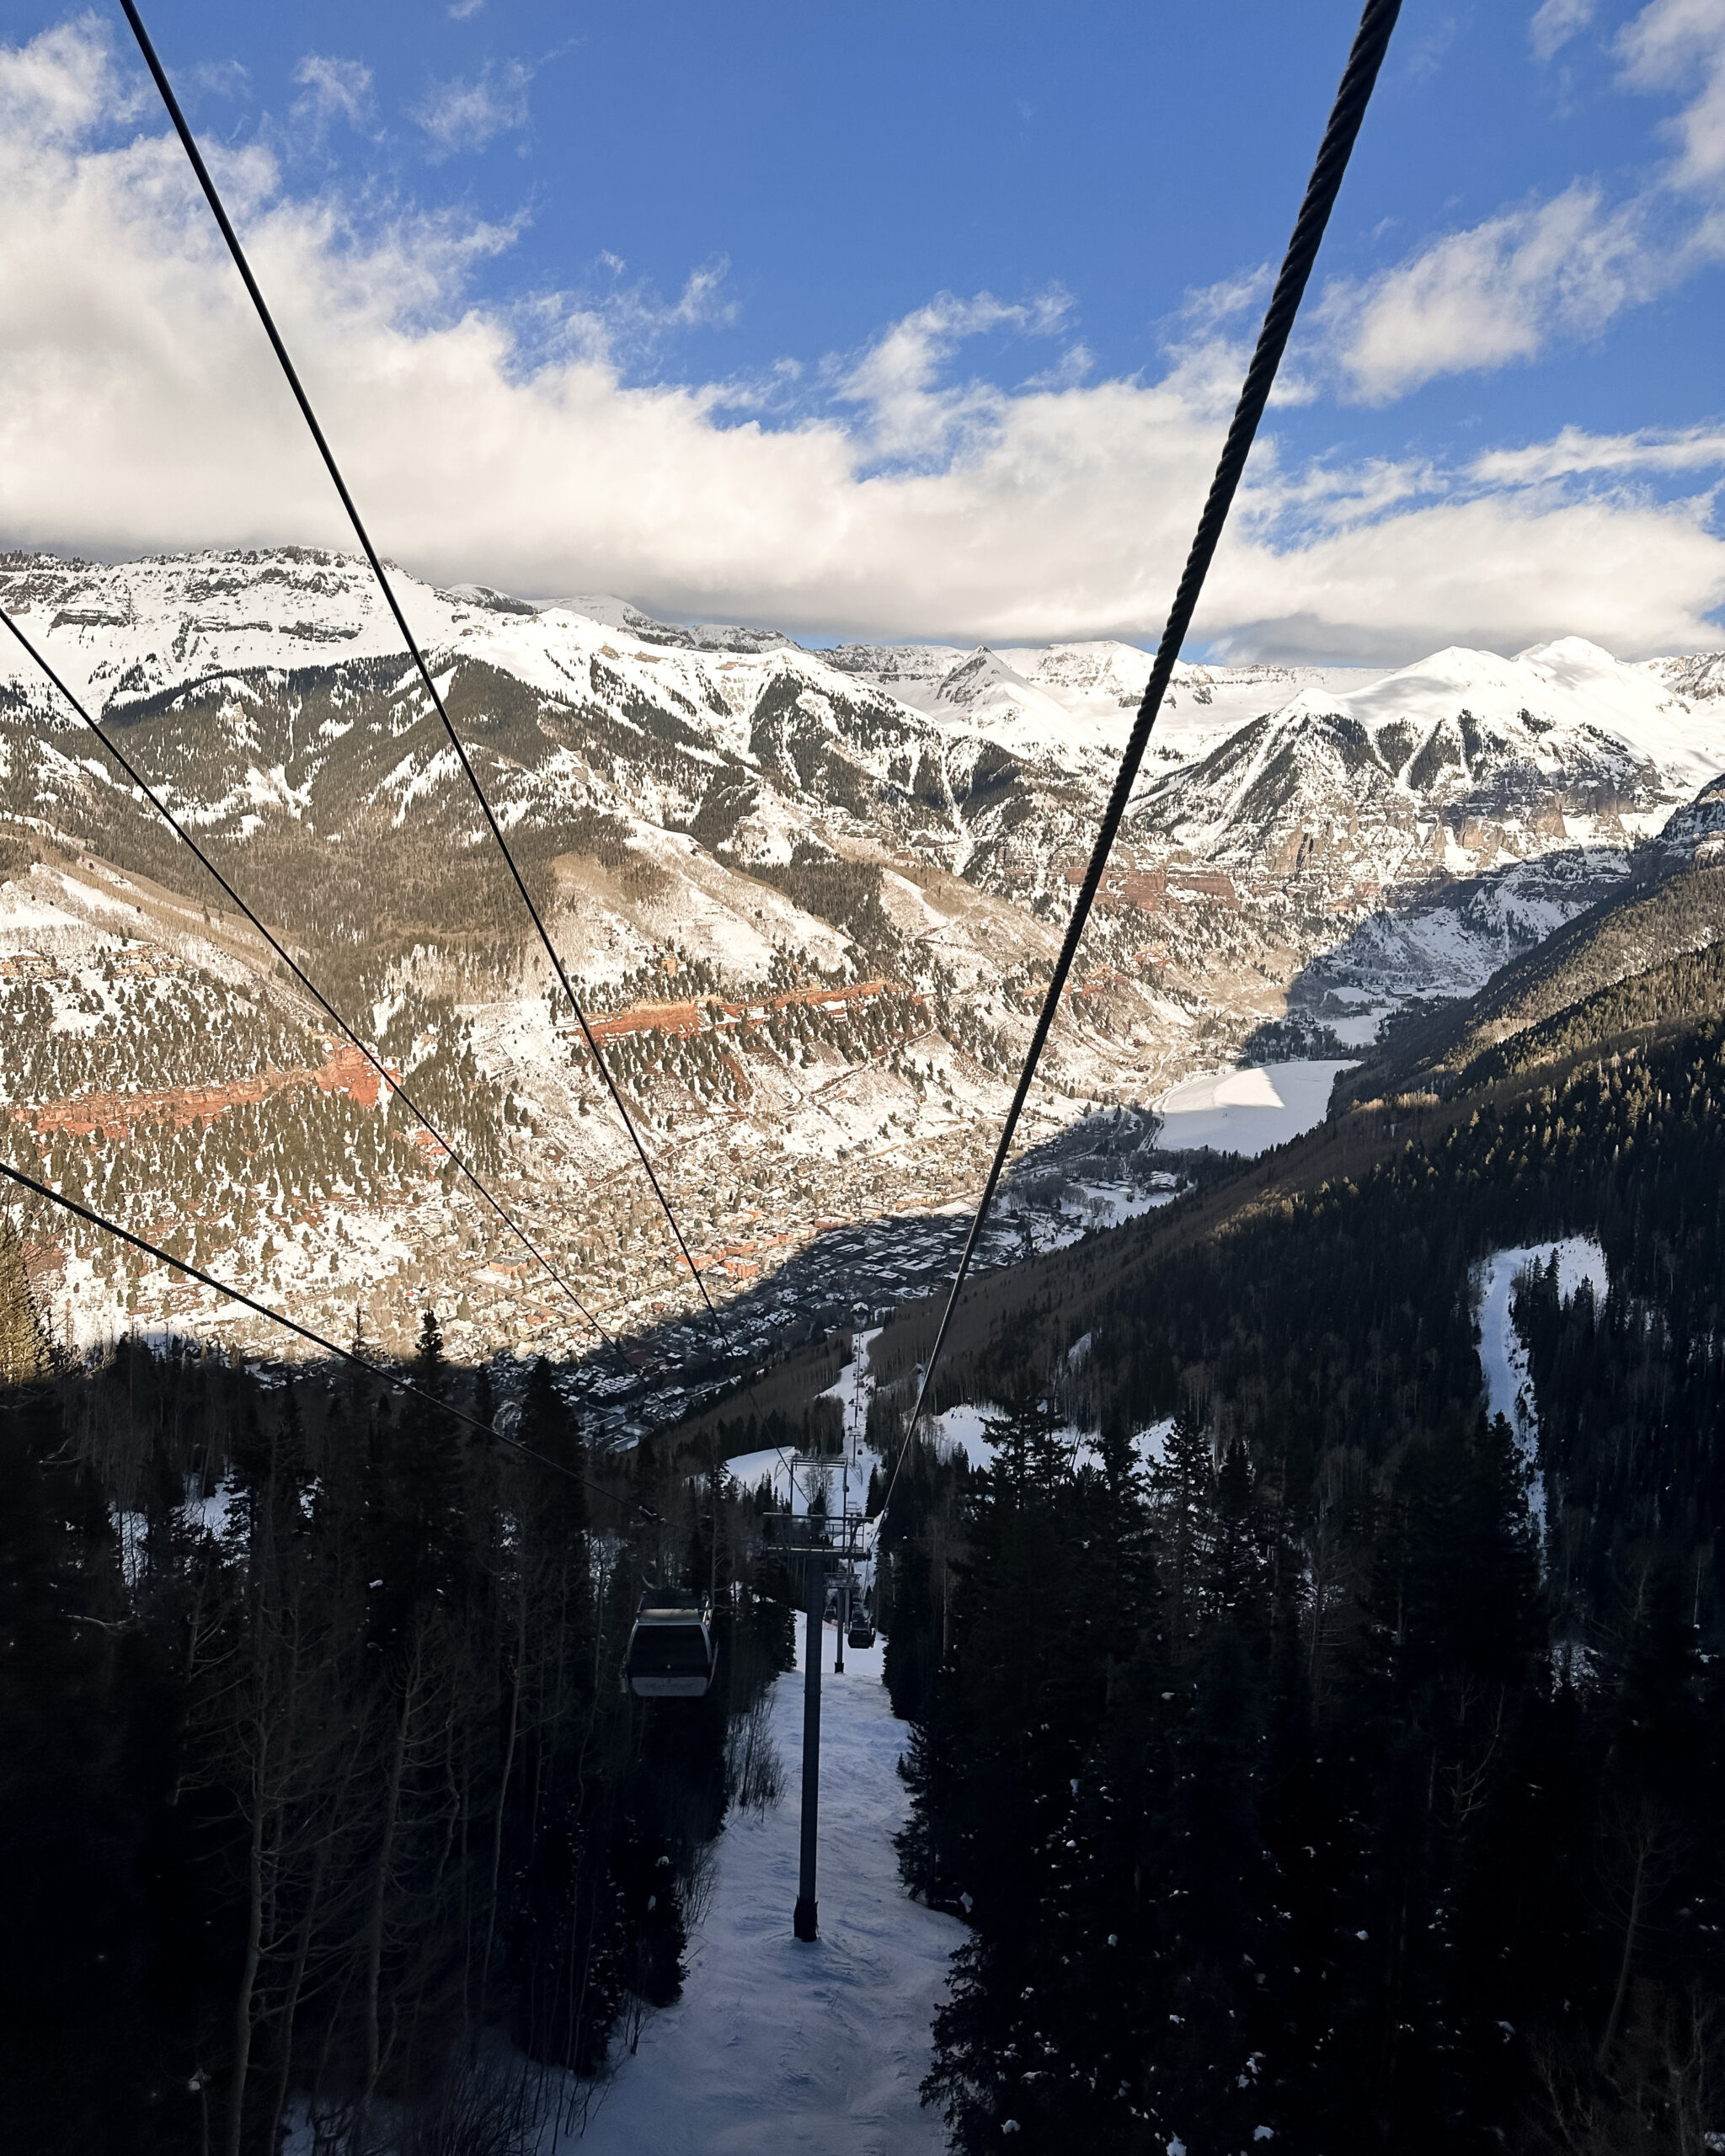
[0,1155,659,1518]
[120,0,731,1355]
[0,598,633,1371]
[880,0,1402,1516]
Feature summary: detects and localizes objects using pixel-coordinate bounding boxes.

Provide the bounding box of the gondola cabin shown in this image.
[623,1591,716,1699]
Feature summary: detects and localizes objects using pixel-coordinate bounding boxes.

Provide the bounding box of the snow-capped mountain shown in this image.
[4,551,1715,921]
[2,544,1722,1375]
[1642,649,1725,705]
[1130,637,1721,889]
[827,636,1371,776]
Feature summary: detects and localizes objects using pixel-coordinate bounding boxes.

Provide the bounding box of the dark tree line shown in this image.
[0,1241,793,2156]
[885,1022,1725,2154]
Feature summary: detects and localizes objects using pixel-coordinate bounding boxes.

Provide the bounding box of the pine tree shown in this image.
[1151,1414,1215,1660]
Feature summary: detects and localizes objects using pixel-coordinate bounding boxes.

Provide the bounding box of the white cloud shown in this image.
[1176,265,1272,338]
[413,58,531,158]
[1319,183,1653,402]
[1206,489,1725,661]
[1619,0,1725,190]
[0,20,1721,662]
[516,258,739,372]
[1469,421,1725,484]
[830,290,1071,465]
[1322,0,1725,400]
[291,54,373,134]
[192,59,250,102]
[0,13,141,138]
[448,0,485,17]
[1530,0,1597,64]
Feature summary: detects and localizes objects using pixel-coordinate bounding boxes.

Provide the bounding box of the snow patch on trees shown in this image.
[1471,1235,1609,1537]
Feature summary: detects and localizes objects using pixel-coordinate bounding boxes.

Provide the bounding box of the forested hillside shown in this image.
[859,905,1725,2153]
[1334,859,1725,1104]
[0,1247,795,2155]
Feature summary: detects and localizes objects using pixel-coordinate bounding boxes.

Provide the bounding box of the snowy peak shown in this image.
[543,593,793,654]
[1274,638,1690,739]
[0,548,479,712]
[1642,648,1725,705]
[0,552,804,724]
[834,636,1394,776]
[4,548,1723,914]
[438,583,538,617]
[1268,638,1722,792]
[1654,767,1725,861]
[542,592,663,633]
[1130,637,1725,889]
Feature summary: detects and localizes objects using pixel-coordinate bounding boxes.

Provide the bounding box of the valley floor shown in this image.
[573,1627,961,2154]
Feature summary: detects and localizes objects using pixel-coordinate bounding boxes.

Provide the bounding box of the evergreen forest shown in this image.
[872,996,1725,2153]
[0,1251,795,2155]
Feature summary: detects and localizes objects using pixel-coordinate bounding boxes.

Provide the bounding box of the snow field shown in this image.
[1473,1236,1609,1540]
[922,1399,1173,1476]
[1151,1059,1355,1156]
[574,1625,963,2154]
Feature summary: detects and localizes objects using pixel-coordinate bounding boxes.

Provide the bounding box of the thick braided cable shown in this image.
[883,0,1402,1510]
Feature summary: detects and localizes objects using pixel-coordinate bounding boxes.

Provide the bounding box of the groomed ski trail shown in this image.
[571,1625,963,2153]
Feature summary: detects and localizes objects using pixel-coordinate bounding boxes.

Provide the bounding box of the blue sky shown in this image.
[0,1,1722,659]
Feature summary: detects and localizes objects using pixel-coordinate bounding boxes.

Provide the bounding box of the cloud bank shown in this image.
[0,19,1721,661]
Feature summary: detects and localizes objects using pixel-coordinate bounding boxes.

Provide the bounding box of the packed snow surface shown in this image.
[1151,1059,1354,1156]
[928,1403,1173,1476]
[574,1627,962,2154]
[927,1401,999,1469]
[1473,1237,1609,1539]
[724,1449,864,1517]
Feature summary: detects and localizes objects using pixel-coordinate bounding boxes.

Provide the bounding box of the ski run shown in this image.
[574,1626,963,2153]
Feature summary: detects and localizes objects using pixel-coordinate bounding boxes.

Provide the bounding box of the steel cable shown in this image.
[121,0,731,1350]
[882,0,1402,1513]
[0,597,627,1366]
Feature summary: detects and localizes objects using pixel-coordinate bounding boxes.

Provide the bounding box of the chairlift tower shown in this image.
[768,1507,874,1942]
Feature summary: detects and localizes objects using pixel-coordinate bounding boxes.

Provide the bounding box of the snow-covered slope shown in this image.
[0,548,481,708]
[1658,771,1725,860]
[577,1628,960,2155]
[3,554,1717,909]
[1474,1237,1610,1541]
[1642,649,1725,706]
[830,635,1380,771]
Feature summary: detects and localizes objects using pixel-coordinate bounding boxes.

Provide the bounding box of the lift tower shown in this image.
[794,1544,824,1941]
[770,1509,873,1945]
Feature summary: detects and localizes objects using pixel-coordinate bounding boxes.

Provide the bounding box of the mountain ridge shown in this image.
[2,543,1722,1386]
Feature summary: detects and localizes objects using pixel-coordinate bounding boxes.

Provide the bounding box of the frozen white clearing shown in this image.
[723,1449,872,1521]
[573,1625,962,2154]
[1473,1237,1609,1538]
[929,1402,1175,1476]
[927,1401,999,1469]
[1151,1059,1355,1156]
